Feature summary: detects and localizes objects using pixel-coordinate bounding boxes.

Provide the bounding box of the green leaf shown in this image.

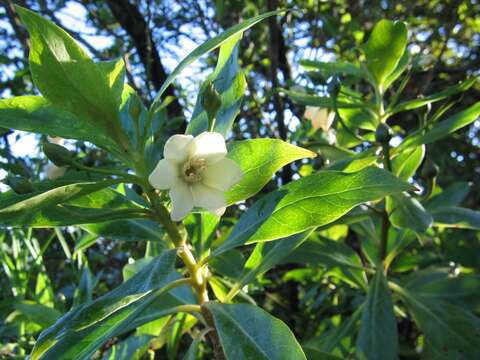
[0,180,120,226]
[430,206,480,229]
[394,285,480,360]
[391,145,425,180]
[226,230,314,301]
[187,35,246,137]
[386,192,433,233]
[404,269,480,310]
[225,139,316,204]
[364,20,408,86]
[152,10,284,106]
[356,270,398,360]
[425,182,471,210]
[213,166,413,257]
[0,96,120,154]
[184,212,219,256]
[14,301,61,328]
[338,107,378,131]
[279,88,364,109]
[30,250,185,360]
[300,59,365,78]
[96,58,126,104]
[182,334,202,360]
[390,77,477,114]
[285,236,368,289]
[209,249,245,279]
[204,303,306,360]
[102,335,153,360]
[326,148,378,172]
[304,307,362,355]
[397,101,480,151]
[81,219,166,242]
[383,49,410,90]
[16,7,124,138]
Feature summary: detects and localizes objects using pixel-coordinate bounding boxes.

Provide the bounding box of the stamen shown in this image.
[182,158,206,183]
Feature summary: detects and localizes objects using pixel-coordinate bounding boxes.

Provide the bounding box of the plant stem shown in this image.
[137,160,225,359]
[379,141,392,263]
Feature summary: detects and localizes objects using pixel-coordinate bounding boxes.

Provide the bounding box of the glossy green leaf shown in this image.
[404,269,480,310]
[391,145,425,180]
[326,148,378,173]
[225,139,316,204]
[152,10,283,106]
[209,249,245,279]
[338,106,378,131]
[279,88,364,109]
[304,307,362,355]
[300,59,365,78]
[0,96,120,153]
[356,270,398,360]
[386,192,433,233]
[187,35,246,137]
[0,180,120,225]
[391,77,477,114]
[14,301,61,328]
[285,236,368,289]
[395,285,480,359]
[383,49,410,90]
[82,219,166,242]
[397,101,480,151]
[102,335,153,360]
[16,7,124,136]
[364,20,408,86]
[204,303,306,360]
[226,230,314,301]
[213,166,413,257]
[183,331,204,360]
[425,182,471,210]
[30,250,185,360]
[184,212,219,255]
[430,206,480,229]
[0,184,149,227]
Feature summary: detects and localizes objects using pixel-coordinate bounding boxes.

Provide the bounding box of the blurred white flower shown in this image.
[149,132,243,221]
[47,136,65,145]
[45,163,66,180]
[45,136,67,179]
[304,106,335,131]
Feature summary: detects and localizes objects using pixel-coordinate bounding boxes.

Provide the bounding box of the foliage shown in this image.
[0,1,479,359]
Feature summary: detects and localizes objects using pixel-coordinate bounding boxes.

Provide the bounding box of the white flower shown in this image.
[47,136,65,145]
[45,163,66,180]
[148,132,243,221]
[304,106,335,131]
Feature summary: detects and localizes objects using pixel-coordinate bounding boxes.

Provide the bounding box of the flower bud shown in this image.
[5,176,34,194]
[43,142,73,167]
[375,123,393,144]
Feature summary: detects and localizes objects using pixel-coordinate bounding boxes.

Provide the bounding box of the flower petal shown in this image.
[212,206,226,217]
[148,159,178,190]
[170,181,194,221]
[164,134,194,163]
[202,158,243,191]
[191,183,226,212]
[46,163,66,180]
[190,132,227,164]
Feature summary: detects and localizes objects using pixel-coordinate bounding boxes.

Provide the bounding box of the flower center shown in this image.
[182,158,206,183]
